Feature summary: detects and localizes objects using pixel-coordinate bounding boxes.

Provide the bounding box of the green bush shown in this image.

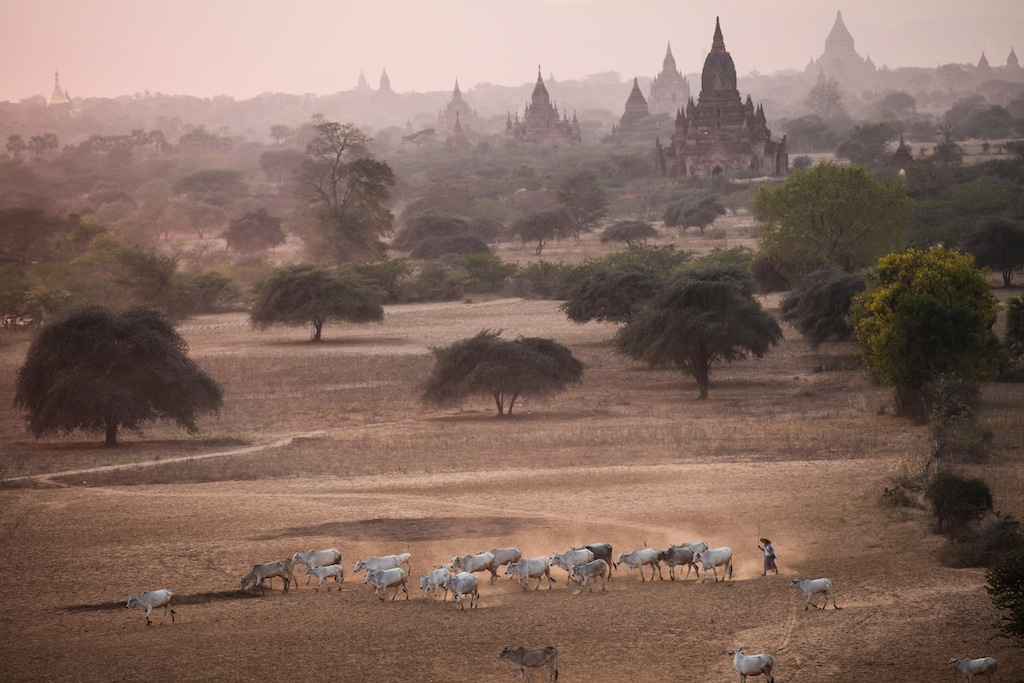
[925,471,994,536]
[454,253,518,294]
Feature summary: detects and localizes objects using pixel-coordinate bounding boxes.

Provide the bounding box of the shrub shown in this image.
[454,253,518,294]
[781,267,866,344]
[925,471,994,536]
[986,550,1024,645]
[946,514,1024,568]
[409,234,490,260]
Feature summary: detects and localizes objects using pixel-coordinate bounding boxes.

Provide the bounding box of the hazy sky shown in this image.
[2,0,1022,101]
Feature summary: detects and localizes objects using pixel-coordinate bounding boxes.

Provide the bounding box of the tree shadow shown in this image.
[253,516,536,543]
[64,589,263,613]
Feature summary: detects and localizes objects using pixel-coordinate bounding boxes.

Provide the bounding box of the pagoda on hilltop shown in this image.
[46,69,73,117]
[505,66,581,147]
[656,18,787,178]
[649,43,690,115]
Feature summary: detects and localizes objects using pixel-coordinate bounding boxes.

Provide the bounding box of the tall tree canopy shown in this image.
[511,208,574,256]
[556,170,607,239]
[422,330,584,416]
[961,218,1024,287]
[14,305,223,446]
[850,247,1001,415]
[615,270,782,399]
[780,267,866,344]
[222,209,285,254]
[249,263,384,341]
[753,162,910,282]
[295,121,396,262]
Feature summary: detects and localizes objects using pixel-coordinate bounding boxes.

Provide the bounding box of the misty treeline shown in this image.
[2,59,1024,329]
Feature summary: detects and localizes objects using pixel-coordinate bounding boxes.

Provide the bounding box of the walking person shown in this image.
[758,538,778,575]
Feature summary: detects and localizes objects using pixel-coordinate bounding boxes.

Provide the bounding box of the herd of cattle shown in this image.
[124,541,1002,682]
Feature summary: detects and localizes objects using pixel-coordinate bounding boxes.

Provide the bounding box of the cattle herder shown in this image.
[758,538,778,575]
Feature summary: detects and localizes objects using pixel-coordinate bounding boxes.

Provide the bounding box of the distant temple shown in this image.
[649,44,690,115]
[891,134,913,168]
[612,77,650,134]
[446,112,469,149]
[378,68,394,95]
[656,18,787,177]
[46,70,71,109]
[438,80,478,130]
[354,70,372,93]
[804,11,876,90]
[505,67,581,147]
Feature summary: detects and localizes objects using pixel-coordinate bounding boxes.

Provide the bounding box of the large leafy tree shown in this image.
[172,169,249,239]
[600,221,658,246]
[663,194,726,236]
[753,162,910,282]
[962,218,1024,287]
[850,247,1001,415]
[511,208,574,256]
[14,306,223,446]
[422,330,584,416]
[295,121,395,263]
[835,123,895,166]
[562,265,665,325]
[615,271,782,399]
[556,170,607,239]
[249,263,384,341]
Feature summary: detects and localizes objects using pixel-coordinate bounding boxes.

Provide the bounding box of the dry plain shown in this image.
[1,235,1023,681]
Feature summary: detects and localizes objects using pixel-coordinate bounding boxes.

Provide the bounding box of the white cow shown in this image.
[353,553,412,578]
[292,548,342,586]
[948,657,999,682]
[549,548,594,584]
[125,589,176,626]
[790,578,839,610]
[693,547,734,582]
[498,646,559,682]
[727,649,774,683]
[487,547,523,568]
[442,571,480,610]
[446,552,497,582]
[305,564,345,592]
[505,557,557,591]
[241,559,296,593]
[364,567,408,603]
[570,559,610,592]
[419,568,452,601]
[615,548,664,582]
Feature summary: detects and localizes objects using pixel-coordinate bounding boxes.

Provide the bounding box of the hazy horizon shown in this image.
[2,0,1022,102]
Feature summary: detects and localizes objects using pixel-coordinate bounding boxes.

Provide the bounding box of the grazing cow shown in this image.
[790,578,839,610]
[570,559,610,592]
[292,548,342,586]
[948,657,999,682]
[364,568,408,603]
[693,547,734,582]
[241,559,296,593]
[305,564,345,592]
[125,589,175,626]
[580,543,615,579]
[442,571,480,610]
[498,646,559,682]
[549,548,594,584]
[487,547,523,569]
[419,568,452,601]
[615,548,664,582]
[353,553,412,577]
[659,542,707,581]
[446,552,498,583]
[727,649,774,683]
[505,557,557,591]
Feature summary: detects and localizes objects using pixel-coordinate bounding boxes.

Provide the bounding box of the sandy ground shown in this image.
[0,297,1021,682]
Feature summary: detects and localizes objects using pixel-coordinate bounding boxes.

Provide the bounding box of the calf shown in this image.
[570,559,610,592]
[498,646,559,682]
[306,564,344,592]
[419,568,451,601]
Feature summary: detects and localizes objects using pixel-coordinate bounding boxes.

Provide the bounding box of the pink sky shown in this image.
[2,0,1021,101]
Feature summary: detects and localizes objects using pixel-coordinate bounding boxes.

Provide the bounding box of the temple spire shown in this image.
[712,17,725,49]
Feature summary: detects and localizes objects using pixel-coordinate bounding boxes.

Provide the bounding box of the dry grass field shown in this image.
[1,225,1022,682]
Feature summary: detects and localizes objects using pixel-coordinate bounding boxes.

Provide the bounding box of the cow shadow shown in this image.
[64,589,262,613]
